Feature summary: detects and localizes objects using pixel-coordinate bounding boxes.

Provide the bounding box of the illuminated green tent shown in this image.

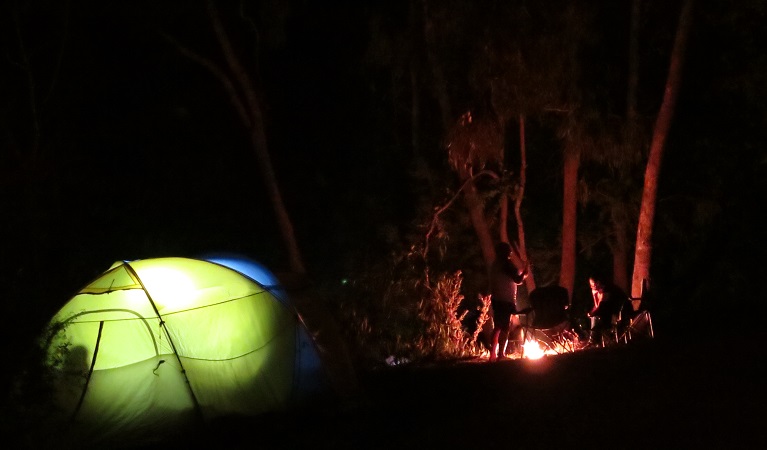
[45,257,339,446]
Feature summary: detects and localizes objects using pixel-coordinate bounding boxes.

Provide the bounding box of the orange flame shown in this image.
[523,339,545,359]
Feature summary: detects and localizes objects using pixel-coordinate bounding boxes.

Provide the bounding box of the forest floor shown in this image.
[148,331,766,450]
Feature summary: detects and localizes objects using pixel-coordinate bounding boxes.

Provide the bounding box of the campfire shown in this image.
[494,313,652,361]
[522,339,547,359]
[519,329,581,359]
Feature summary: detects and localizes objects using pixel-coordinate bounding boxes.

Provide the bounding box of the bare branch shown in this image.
[159,31,252,129]
[422,169,500,259]
[207,0,262,124]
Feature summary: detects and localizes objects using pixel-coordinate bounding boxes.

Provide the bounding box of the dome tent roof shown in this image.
[46,257,330,447]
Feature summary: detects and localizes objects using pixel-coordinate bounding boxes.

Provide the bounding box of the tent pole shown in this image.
[123,262,205,424]
[72,320,104,420]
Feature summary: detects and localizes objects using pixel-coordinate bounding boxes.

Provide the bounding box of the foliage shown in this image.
[445,111,504,178]
[331,236,490,368]
[415,270,489,359]
[3,321,72,449]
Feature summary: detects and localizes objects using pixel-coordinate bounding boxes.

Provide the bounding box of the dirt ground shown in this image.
[160,331,765,450]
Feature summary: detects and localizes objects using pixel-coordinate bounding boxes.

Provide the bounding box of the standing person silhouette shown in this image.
[488,242,529,361]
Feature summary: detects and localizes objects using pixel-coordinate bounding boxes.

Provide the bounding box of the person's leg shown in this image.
[588,316,599,346]
[496,307,513,358]
[490,327,501,361]
[489,303,505,361]
[590,317,610,347]
[497,324,510,358]
[506,320,520,356]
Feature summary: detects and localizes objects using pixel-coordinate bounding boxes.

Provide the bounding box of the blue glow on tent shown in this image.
[202,254,288,305]
[201,254,330,400]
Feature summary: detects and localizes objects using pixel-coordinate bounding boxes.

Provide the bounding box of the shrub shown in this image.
[333,253,489,368]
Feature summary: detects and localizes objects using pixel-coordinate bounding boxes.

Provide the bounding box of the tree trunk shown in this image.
[248,122,306,275]
[422,0,497,274]
[514,114,535,292]
[464,181,497,270]
[631,0,692,299]
[614,0,640,294]
[610,213,630,293]
[207,1,306,275]
[559,147,580,301]
[499,192,509,245]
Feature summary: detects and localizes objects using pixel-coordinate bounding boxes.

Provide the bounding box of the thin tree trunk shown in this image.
[248,121,306,275]
[207,1,306,275]
[611,213,630,293]
[631,0,692,299]
[614,0,640,294]
[498,116,510,245]
[499,192,509,245]
[514,114,535,292]
[559,148,580,301]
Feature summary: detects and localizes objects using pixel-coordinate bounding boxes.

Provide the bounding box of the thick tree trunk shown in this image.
[559,148,580,301]
[464,182,496,270]
[631,0,692,299]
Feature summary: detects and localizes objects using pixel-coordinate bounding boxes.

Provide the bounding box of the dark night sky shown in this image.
[10,2,376,267]
[1,1,766,376]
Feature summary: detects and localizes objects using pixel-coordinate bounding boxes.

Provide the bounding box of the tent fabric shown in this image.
[202,254,332,401]
[45,257,335,446]
[201,253,360,403]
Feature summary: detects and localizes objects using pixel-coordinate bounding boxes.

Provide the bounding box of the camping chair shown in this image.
[604,302,628,346]
[618,282,655,343]
[619,307,654,343]
[588,313,620,348]
[517,286,579,357]
[615,308,631,344]
[591,291,639,348]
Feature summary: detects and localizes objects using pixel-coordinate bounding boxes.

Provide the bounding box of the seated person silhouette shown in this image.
[586,275,628,346]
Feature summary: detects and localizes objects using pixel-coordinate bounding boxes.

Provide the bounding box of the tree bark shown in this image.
[631,0,693,299]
